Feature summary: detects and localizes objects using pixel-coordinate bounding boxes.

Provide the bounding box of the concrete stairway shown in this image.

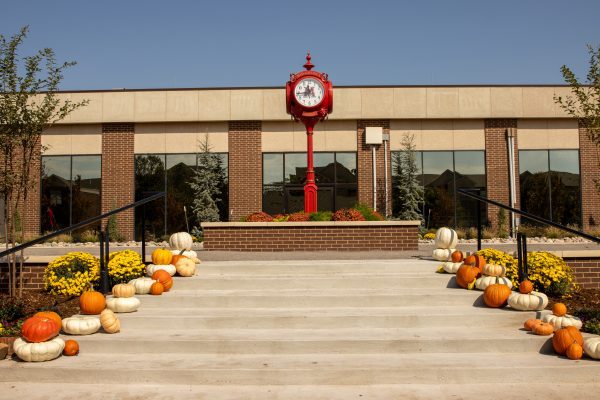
[2,259,600,399]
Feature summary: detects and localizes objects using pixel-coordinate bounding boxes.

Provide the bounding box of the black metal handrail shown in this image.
[1,192,166,293]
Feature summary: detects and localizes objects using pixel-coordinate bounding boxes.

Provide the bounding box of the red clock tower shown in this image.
[286,53,333,213]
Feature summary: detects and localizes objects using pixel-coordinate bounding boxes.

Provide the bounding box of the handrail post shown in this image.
[476,199,482,251]
[99,231,106,293]
[100,229,110,294]
[522,234,528,280]
[517,233,523,282]
[141,203,147,265]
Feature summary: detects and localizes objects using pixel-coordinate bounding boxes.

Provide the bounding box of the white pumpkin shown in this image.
[543,313,583,330]
[62,316,101,335]
[128,277,156,294]
[434,227,458,249]
[100,309,120,334]
[432,248,456,262]
[475,276,513,291]
[170,249,200,263]
[482,264,506,277]
[13,337,65,362]
[442,261,463,274]
[507,291,548,311]
[106,296,141,313]
[169,232,193,251]
[583,337,600,360]
[146,264,176,277]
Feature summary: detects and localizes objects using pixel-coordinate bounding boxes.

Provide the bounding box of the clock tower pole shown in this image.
[285,53,333,213]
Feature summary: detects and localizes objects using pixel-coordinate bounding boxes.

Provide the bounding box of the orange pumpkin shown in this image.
[152,248,172,265]
[553,326,584,355]
[519,280,534,294]
[152,270,173,292]
[150,282,164,295]
[21,316,60,343]
[483,280,512,308]
[553,303,567,317]
[34,311,61,330]
[464,254,486,270]
[170,254,188,266]
[79,287,106,315]
[456,265,481,289]
[566,343,583,360]
[451,251,464,263]
[532,322,554,336]
[524,318,542,331]
[63,340,80,356]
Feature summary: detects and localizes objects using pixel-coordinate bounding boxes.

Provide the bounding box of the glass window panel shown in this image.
[336,185,358,210]
[454,151,487,227]
[263,154,283,185]
[422,152,454,227]
[285,153,306,184]
[166,154,196,234]
[135,154,166,240]
[335,153,357,183]
[263,185,284,215]
[70,156,101,232]
[314,153,335,184]
[549,150,580,226]
[285,187,305,213]
[317,186,334,211]
[41,156,71,232]
[519,150,550,223]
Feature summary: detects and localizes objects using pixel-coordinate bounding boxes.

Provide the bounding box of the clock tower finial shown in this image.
[303,51,314,71]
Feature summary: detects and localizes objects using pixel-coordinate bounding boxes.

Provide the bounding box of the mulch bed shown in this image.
[548,289,600,312]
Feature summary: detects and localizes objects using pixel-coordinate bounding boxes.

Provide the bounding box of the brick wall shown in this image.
[484,119,519,228]
[0,263,45,293]
[357,120,391,214]
[101,123,135,240]
[228,121,262,221]
[579,125,600,231]
[565,258,600,289]
[203,223,418,251]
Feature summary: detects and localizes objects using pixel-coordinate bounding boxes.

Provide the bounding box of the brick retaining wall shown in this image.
[0,263,46,293]
[202,221,420,251]
[565,257,600,289]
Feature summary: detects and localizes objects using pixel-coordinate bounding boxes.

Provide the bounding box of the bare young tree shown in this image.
[0,26,87,296]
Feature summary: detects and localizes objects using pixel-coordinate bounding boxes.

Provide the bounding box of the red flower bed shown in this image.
[332,208,366,221]
[287,212,310,222]
[244,212,274,222]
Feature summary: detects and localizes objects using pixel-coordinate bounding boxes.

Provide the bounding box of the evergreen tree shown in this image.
[393,134,424,221]
[189,135,225,230]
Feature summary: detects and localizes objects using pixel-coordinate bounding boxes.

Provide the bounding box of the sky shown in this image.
[1,0,598,90]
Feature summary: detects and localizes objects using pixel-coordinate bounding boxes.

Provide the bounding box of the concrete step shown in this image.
[2,382,599,400]
[64,327,551,354]
[115,306,535,329]
[3,352,600,386]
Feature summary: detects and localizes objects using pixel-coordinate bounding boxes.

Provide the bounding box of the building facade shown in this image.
[13,85,600,241]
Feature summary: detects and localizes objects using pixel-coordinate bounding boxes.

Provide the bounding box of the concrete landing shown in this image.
[1,259,599,399]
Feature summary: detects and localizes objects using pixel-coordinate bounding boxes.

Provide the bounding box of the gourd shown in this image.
[532,322,554,336]
[112,283,136,298]
[106,297,141,313]
[21,316,60,343]
[175,257,196,277]
[169,232,193,251]
[464,254,486,270]
[475,276,513,291]
[481,264,505,277]
[456,264,481,289]
[507,291,548,311]
[150,282,164,295]
[519,280,534,294]
[79,287,106,315]
[13,337,65,362]
[583,337,600,359]
[567,343,583,360]
[63,340,79,356]
[62,316,101,335]
[432,248,456,262]
[483,279,512,308]
[33,311,62,330]
[152,270,173,291]
[552,326,584,355]
[434,227,458,249]
[152,248,173,265]
[100,309,120,333]
[451,250,464,263]
[524,318,542,331]
[128,277,156,294]
[146,264,176,277]
[170,249,199,263]
[442,262,462,274]
[543,314,583,330]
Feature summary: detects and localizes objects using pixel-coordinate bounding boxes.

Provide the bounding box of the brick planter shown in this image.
[201,221,421,251]
[0,337,17,357]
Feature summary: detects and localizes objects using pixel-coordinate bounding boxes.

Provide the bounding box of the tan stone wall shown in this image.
[390,119,485,151]
[518,119,579,149]
[261,120,357,152]
[134,122,228,153]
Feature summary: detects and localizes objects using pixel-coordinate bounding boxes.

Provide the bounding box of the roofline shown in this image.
[53,83,577,94]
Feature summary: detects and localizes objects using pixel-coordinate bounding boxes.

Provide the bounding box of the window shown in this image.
[519,150,580,226]
[392,150,487,228]
[134,153,228,240]
[262,152,357,215]
[41,155,102,233]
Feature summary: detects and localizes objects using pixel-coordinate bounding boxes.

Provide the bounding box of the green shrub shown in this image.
[75,229,99,243]
[574,309,600,335]
[353,203,385,221]
[0,296,25,323]
[309,211,332,221]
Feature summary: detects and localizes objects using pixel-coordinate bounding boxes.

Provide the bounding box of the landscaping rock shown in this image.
[0,342,8,360]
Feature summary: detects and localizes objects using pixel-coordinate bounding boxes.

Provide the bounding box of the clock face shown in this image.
[294,78,325,107]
